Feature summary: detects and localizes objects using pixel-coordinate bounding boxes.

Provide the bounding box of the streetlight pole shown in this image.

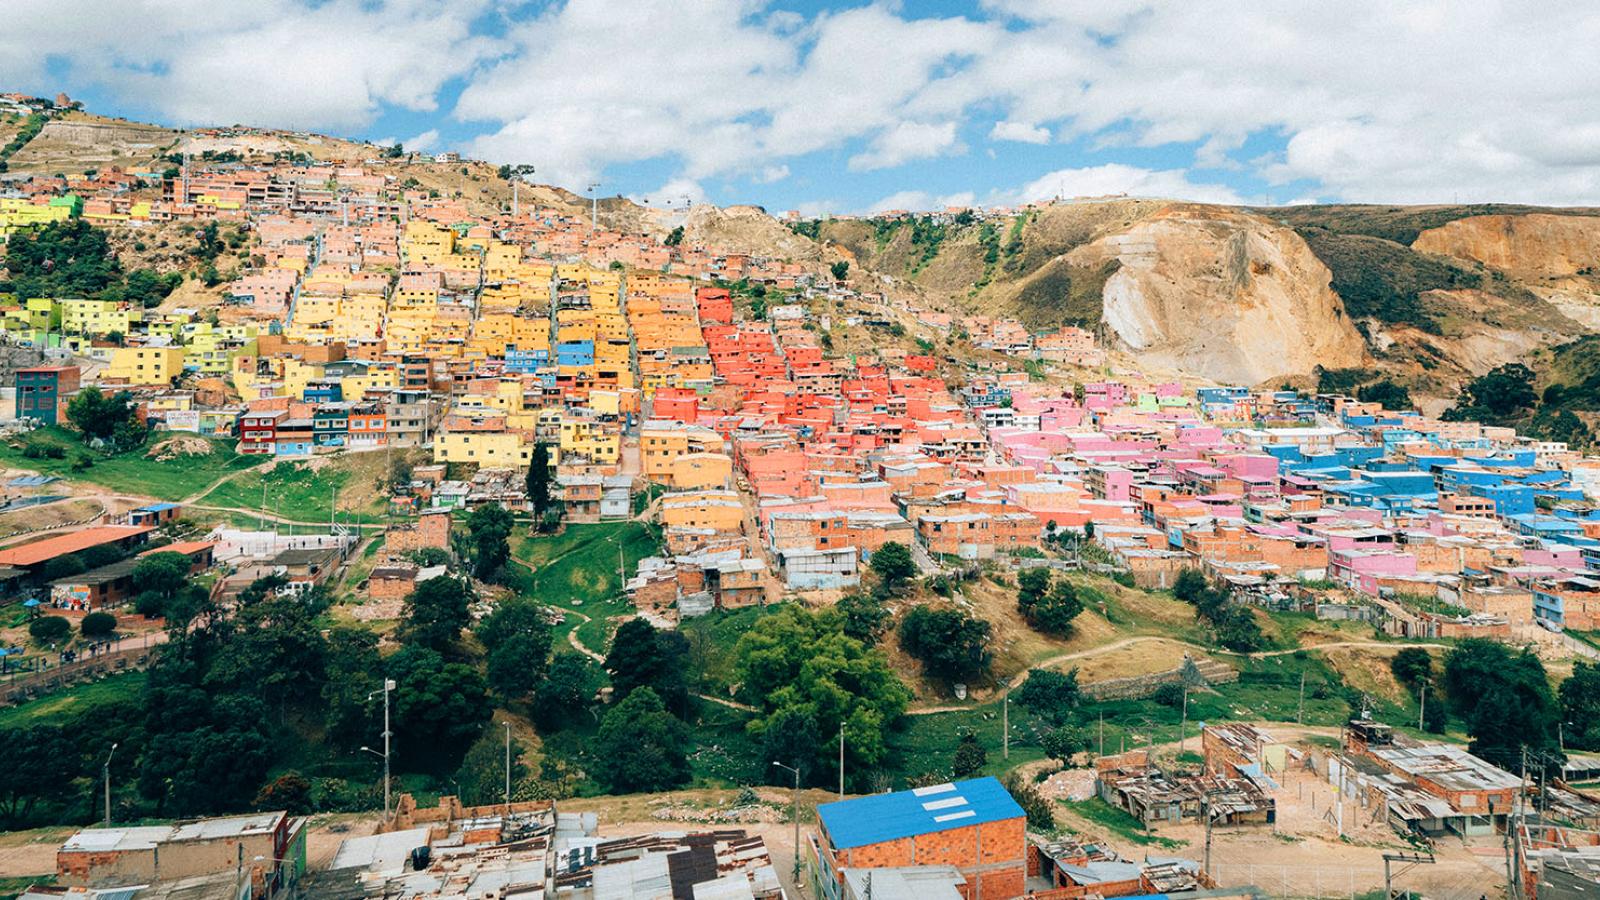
[103,743,118,827]
[772,761,802,886]
[1179,684,1190,756]
[363,678,396,819]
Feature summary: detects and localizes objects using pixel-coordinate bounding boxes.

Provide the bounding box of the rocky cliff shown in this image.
[1412,213,1600,329]
[1063,206,1369,384]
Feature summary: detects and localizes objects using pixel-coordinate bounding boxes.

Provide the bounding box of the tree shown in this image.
[1560,662,1600,750]
[759,706,822,785]
[605,618,690,713]
[476,598,553,654]
[664,226,684,247]
[488,636,550,702]
[1390,647,1435,690]
[1001,772,1054,830]
[1013,668,1082,725]
[1028,580,1083,635]
[386,646,492,769]
[526,443,552,519]
[735,606,909,785]
[898,605,992,682]
[1213,606,1265,652]
[253,773,313,815]
[870,542,915,593]
[1445,363,1539,422]
[1040,724,1090,768]
[80,611,118,637]
[836,593,890,644]
[454,730,527,805]
[952,730,987,777]
[830,261,849,281]
[66,387,145,451]
[1356,379,1413,411]
[400,575,474,652]
[1016,567,1051,616]
[536,653,602,729]
[594,687,690,793]
[0,724,78,827]
[203,594,327,715]
[321,626,381,749]
[1173,568,1209,605]
[130,551,190,618]
[1443,639,1560,762]
[466,505,515,582]
[28,616,70,645]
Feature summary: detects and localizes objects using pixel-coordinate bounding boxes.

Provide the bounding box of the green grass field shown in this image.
[0,427,257,501]
[204,459,388,524]
[511,520,665,655]
[1061,797,1185,848]
[0,671,146,729]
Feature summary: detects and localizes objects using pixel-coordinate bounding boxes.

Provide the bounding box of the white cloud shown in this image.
[848,121,962,171]
[14,1,1600,205]
[989,120,1051,144]
[403,129,440,153]
[631,178,709,208]
[756,165,791,184]
[1,0,499,132]
[1017,164,1244,205]
[865,189,977,214]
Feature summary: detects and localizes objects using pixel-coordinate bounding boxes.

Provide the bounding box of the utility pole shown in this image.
[1417,685,1426,732]
[103,743,118,827]
[1179,684,1190,756]
[1381,851,1434,900]
[504,722,513,807]
[1098,710,1104,759]
[772,762,802,885]
[588,183,600,232]
[1003,688,1009,760]
[363,679,396,819]
[1296,671,1305,725]
[838,728,845,799]
[1202,792,1215,878]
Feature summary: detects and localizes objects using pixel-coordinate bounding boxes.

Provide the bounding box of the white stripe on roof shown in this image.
[921,797,969,811]
[933,810,978,823]
[913,783,957,796]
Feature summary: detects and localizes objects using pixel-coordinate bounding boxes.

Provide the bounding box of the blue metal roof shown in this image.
[136,502,181,512]
[817,776,1024,849]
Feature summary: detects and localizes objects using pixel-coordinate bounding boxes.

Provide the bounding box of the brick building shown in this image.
[813,777,1026,900]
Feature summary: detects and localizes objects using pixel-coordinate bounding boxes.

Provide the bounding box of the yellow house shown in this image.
[60,299,137,337]
[559,415,621,465]
[104,347,185,384]
[669,452,734,490]
[660,490,744,533]
[402,221,455,265]
[433,430,533,467]
[641,423,725,482]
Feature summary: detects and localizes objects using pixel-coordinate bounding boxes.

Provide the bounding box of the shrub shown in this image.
[29,615,72,644]
[80,611,118,637]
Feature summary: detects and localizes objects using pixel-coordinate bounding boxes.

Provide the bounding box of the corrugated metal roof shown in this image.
[817,777,1024,850]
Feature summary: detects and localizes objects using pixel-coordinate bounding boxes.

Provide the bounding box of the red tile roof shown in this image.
[0,525,156,567]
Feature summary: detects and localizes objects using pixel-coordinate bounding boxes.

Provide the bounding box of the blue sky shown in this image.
[8,1,1600,213]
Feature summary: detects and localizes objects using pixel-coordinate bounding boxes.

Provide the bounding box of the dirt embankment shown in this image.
[1413,213,1600,330]
[1064,205,1369,385]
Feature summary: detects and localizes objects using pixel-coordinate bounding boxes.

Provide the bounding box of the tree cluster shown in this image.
[1442,639,1560,767]
[734,606,909,789]
[1015,568,1084,635]
[2,220,180,307]
[67,387,149,452]
[1172,568,1265,652]
[898,604,992,682]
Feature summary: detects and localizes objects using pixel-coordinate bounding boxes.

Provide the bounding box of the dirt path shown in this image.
[1249,640,1451,658]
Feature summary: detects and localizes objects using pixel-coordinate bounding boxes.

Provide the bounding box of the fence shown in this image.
[1081,656,1239,701]
[0,633,159,706]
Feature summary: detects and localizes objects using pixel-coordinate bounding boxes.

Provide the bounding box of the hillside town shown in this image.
[1,86,1600,900]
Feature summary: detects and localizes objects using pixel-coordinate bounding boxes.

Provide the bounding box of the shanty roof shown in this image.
[817,777,1023,850]
[0,525,154,568]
